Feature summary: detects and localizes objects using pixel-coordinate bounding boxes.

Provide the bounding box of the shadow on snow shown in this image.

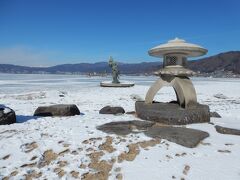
[16,115,40,123]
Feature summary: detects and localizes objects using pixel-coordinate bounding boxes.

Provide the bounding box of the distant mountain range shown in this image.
[188,51,240,74]
[0,51,239,75]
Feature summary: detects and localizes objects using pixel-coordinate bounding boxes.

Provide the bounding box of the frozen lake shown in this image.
[0,74,156,94]
[0,73,239,94]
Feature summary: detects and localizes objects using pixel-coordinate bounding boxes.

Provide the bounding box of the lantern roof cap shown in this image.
[148,37,207,57]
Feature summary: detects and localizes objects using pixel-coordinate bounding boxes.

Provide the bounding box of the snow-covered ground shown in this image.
[0,74,240,180]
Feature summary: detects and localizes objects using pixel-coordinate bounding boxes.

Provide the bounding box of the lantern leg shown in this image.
[145,78,169,104]
[145,76,197,108]
[172,77,197,108]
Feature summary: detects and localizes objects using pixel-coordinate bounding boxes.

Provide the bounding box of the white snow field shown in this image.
[0,74,240,180]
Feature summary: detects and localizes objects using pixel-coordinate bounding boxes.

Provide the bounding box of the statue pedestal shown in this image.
[100,81,135,87]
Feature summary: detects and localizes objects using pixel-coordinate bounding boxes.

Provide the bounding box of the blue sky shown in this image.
[0,0,240,66]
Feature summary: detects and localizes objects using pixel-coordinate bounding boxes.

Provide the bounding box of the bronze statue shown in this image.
[100,56,134,87]
[108,56,120,84]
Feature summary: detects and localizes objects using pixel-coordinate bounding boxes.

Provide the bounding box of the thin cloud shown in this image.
[0,46,54,67]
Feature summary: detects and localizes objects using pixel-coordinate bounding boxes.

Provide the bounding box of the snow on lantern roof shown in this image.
[148,37,208,58]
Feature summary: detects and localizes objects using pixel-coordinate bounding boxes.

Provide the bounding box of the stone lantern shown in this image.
[135,38,210,125]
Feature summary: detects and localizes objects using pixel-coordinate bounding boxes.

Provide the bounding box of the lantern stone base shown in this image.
[100,81,135,87]
[135,101,210,125]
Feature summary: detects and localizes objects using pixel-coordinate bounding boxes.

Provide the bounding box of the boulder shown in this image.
[34,104,80,117]
[0,106,16,125]
[213,93,228,99]
[99,106,125,115]
[210,111,221,118]
[215,125,240,136]
[135,101,210,125]
[97,120,155,135]
[144,126,209,148]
